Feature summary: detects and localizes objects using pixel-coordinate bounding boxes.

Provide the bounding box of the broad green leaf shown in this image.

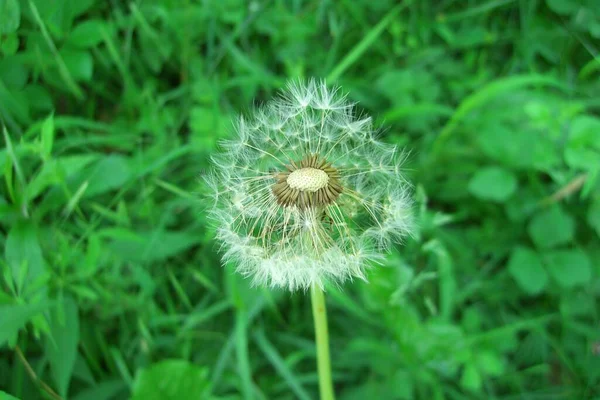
[81,234,101,278]
[46,297,80,398]
[477,125,560,171]
[0,82,31,124]
[467,166,517,202]
[507,247,548,295]
[592,21,600,39]
[83,155,132,197]
[544,249,592,288]
[477,126,531,167]
[69,0,96,18]
[504,187,539,222]
[460,362,481,391]
[1,33,19,55]
[476,351,505,377]
[0,287,12,304]
[434,75,566,152]
[68,20,106,48]
[26,154,98,201]
[564,116,600,170]
[60,48,93,81]
[0,390,21,400]
[0,303,48,347]
[131,360,211,400]
[40,113,54,159]
[588,198,600,237]
[528,206,574,248]
[5,221,46,290]
[0,0,20,34]
[189,107,229,151]
[71,380,126,400]
[28,0,95,38]
[0,57,28,90]
[546,0,577,14]
[23,84,53,111]
[560,291,595,317]
[341,371,413,400]
[72,354,95,385]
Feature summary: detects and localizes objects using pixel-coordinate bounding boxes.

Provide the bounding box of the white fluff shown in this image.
[207,79,413,291]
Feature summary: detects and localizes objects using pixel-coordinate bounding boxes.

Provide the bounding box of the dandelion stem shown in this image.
[310,285,335,400]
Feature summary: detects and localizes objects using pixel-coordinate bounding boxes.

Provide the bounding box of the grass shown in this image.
[1,0,600,399]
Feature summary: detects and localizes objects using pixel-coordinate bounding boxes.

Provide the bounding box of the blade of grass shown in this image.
[3,126,28,217]
[178,299,232,336]
[166,269,193,311]
[109,347,133,389]
[436,0,516,23]
[64,180,89,217]
[154,178,197,201]
[326,3,407,82]
[326,287,381,327]
[28,0,84,100]
[253,330,312,400]
[211,298,266,388]
[224,42,281,86]
[100,23,135,91]
[190,268,219,294]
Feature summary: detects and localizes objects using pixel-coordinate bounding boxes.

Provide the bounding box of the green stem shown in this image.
[310,285,335,400]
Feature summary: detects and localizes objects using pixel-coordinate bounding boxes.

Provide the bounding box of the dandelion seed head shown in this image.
[207,79,413,291]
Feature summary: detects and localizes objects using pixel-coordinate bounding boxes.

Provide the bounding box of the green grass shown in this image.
[1,0,600,399]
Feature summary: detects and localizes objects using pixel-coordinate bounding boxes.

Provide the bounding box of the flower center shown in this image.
[287,168,329,192]
[272,154,343,209]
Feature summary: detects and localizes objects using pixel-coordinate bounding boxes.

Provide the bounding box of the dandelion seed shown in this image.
[207,79,412,291]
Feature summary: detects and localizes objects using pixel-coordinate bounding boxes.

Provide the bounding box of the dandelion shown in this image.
[207,79,413,291]
[206,79,412,400]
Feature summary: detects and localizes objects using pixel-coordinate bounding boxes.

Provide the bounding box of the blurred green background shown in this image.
[1,0,600,399]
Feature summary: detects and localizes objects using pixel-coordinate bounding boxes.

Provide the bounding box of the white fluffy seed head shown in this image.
[207,79,413,291]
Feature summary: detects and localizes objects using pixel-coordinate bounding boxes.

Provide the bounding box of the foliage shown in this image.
[1,0,599,399]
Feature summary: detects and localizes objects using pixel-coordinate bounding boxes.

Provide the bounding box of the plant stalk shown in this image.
[310,285,335,400]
